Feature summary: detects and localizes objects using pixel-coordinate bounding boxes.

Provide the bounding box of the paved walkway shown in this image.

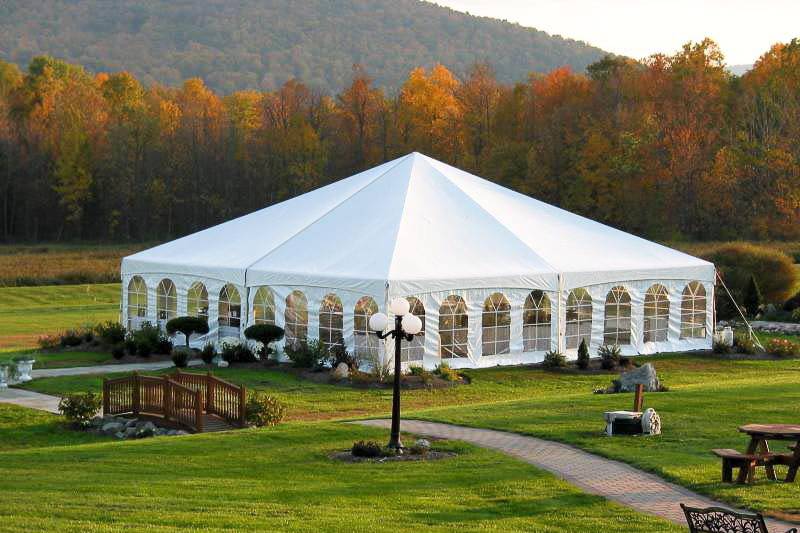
[356,419,797,530]
[32,359,201,378]
[0,387,61,413]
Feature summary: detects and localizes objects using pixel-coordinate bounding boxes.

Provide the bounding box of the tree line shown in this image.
[0,38,798,243]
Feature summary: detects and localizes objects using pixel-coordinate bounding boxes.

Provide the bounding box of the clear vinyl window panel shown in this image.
[401,296,425,363]
[319,293,344,351]
[285,290,308,349]
[218,284,242,330]
[127,276,147,329]
[643,284,669,343]
[187,281,209,319]
[253,286,276,325]
[523,290,551,352]
[482,292,511,356]
[156,278,177,323]
[565,288,592,350]
[681,281,707,339]
[439,295,468,359]
[353,296,380,361]
[603,286,631,346]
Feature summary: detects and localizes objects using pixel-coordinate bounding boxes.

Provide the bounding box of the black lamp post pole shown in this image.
[376,314,412,451]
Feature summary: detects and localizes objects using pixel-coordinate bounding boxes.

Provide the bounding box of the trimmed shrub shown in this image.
[221,342,257,364]
[243,324,284,357]
[577,339,590,369]
[434,362,460,381]
[37,334,60,350]
[734,333,761,355]
[765,338,800,358]
[111,344,126,359]
[245,392,286,427]
[542,350,567,368]
[166,316,209,348]
[171,347,191,368]
[200,343,216,364]
[704,243,797,306]
[598,344,622,370]
[156,338,173,355]
[95,321,126,345]
[742,275,763,318]
[327,344,358,370]
[123,337,137,355]
[58,392,102,428]
[131,322,160,356]
[713,340,732,354]
[285,339,327,368]
[351,440,383,458]
[408,365,425,376]
[60,329,83,347]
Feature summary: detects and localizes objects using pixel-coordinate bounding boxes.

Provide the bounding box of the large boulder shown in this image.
[101,422,124,435]
[614,363,661,393]
[331,362,349,380]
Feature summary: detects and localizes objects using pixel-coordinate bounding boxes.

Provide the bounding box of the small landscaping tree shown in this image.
[243,324,284,357]
[577,339,590,369]
[742,274,763,318]
[166,316,210,348]
[58,392,102,428]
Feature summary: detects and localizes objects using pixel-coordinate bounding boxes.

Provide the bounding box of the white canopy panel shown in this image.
[123,152,714,296]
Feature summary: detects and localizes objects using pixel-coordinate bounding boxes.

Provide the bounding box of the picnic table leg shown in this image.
[737,438,761,484]
[786,444,800,483]
[759,440,777,481]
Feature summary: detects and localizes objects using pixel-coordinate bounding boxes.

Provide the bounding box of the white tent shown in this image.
[121,152,715,368]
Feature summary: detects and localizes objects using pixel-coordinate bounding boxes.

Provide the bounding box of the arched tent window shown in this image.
[127,276,147,330]
[401,297,425,363]
[354,296,380,361]
[523,290,551,352]
[681,281,707,339]
[187,282,209,319]
[218,284,241,335]
[319,293,344,351]
[156,278,177,326]
[566,288,592,349]
[439,295,468,359]
[603,286,631,346]
[482,293,511,356]
[285,290,308,350]
[253,286,276,325]
[644,284,669,343]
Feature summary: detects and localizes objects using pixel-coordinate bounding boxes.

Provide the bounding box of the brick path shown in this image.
[355,419,797,530]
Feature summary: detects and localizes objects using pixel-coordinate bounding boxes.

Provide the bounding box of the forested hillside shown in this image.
[0,39,799,244]
[0,0,605,93]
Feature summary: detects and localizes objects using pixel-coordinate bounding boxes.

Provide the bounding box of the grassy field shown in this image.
[0,405,679,533]
[0,283,119,352]
[0,243,148,287]
[20,354,800,519]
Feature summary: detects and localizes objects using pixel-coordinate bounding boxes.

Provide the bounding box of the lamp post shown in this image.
[368,297,423,451]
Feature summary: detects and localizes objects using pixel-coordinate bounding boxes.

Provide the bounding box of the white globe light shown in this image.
[389,297,410,316]
[402,313,423,335]
[368,312,389,332]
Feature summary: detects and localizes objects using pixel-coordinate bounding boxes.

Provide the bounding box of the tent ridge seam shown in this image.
[242,154,413,286]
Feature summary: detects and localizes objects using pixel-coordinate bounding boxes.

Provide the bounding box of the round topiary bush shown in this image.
[243,324,284,357]
[703,243,797,306]
[166,316,210,348]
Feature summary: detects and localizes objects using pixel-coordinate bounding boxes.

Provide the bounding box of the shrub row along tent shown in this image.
[121,152,715,369]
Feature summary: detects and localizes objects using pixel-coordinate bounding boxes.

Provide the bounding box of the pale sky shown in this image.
[429,0,799,65]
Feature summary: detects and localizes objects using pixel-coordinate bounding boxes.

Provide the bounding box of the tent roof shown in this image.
[122,152,714,295]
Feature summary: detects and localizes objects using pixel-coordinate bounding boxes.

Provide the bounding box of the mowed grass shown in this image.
[0,406,679,533]
[0,242,148,287]
[0,283,119,352]
[22,354,800,519]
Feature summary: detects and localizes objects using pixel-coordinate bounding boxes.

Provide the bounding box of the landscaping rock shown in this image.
[125,418,138,428]
[331,362,349,380]
[414,438,431,450]
[124,427,138,438]
[102,422,124,435]
[90,416,104,428]
[614,363,661,393]
[114,431,126,440]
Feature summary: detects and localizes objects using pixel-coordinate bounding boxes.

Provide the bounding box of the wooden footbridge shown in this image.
[103,370,246,433]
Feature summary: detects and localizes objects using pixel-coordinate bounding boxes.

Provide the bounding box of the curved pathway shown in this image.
[355,419,797,530]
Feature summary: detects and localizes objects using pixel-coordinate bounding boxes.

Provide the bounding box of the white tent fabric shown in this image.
[122,152,715,367]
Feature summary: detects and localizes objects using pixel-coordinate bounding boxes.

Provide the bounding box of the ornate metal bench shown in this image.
[681,504,797,533]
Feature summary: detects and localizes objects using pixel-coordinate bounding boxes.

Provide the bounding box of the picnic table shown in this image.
[738,424,800,483]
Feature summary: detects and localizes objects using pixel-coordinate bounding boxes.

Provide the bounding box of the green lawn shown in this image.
[21,354,800,520]
[0,405,679,533]
[0,283,119,352]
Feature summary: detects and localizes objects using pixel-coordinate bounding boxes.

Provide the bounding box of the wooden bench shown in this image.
[712,449,795,484]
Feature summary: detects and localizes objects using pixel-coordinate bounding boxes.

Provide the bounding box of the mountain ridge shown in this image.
[0,0,607,93]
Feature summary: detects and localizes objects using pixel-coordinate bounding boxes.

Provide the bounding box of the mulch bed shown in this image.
[329,450,457,463]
